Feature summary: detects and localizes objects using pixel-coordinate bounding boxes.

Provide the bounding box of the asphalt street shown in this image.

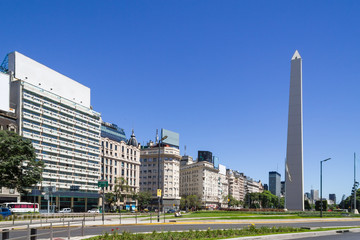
[3,220,360,240]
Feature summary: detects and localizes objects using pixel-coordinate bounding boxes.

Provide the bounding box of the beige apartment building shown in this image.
[218,165,229,208]
[180,156,227,208]
[227,169,246,202]
[140,140,181,211]
[101,122,140,210]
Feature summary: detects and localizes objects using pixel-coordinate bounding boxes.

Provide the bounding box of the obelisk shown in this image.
[285,50,304,211]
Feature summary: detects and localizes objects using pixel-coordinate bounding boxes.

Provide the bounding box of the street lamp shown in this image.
[320,158,331,217]
[157,135,167,222]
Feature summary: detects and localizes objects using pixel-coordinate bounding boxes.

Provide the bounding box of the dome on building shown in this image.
[128,129,138,147]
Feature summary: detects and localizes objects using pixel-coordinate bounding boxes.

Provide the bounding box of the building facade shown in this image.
[180,158,220,208]
[100,122,140,210]
[269,171,281,197]
[329,194,336,204]
[227,169,245,202]
[140,139,181,211]
[4,51,101,211]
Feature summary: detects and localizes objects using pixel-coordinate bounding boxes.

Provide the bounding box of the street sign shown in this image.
[31,189,41,195]
[157,189,162,197]
[44,194,49,200]
[98,180,108,188]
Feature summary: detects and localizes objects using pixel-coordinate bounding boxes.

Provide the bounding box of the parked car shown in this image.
[0,208,12,218]
[59,208,72,213]
[87,208,100,213]
[167,209,176,213]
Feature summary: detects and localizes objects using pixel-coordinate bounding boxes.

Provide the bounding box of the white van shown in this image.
[59,208,72,213]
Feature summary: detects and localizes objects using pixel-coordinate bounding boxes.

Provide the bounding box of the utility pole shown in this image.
[157,133,167,222]
[354,153,359,214]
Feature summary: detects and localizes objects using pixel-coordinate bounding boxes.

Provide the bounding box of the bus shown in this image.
[1,202,39,213]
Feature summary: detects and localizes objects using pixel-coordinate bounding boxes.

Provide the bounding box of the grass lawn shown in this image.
[138,210,358,221]
[85,226,360,240]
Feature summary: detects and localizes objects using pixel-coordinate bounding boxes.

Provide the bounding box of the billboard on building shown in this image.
[161,129,179,147]
[8,51,91,108]
[213,156,219,169]
[219,164,226,175]
[0,73,9,111]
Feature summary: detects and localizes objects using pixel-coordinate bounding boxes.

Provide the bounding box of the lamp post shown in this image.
[157,135,167,222]
[320,158,331,217]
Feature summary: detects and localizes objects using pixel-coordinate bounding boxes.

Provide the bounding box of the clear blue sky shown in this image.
[1,0,360,203]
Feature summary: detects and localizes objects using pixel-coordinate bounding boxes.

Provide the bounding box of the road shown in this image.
[3,219,360,239]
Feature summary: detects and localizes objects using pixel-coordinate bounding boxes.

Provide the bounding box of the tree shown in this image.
[315,200,328,211]
[137,191,152,210]
[180,195,202,210]
[114,177,130,205]
[304,199,311,210]
[244,191,282,209]
[0,130,44,193]
[105,192,115,211]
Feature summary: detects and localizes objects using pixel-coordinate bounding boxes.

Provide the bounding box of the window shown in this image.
[106,142,108,148]
[110,144,113,149]
[115,145,117,150]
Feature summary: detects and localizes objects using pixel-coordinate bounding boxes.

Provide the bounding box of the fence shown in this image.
[0,211,172,240]
[1,220,85,240]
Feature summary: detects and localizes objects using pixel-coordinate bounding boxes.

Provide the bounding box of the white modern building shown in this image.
[3,51,101,211]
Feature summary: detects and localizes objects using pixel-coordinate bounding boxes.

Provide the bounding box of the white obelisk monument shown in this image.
[285,50,304,211]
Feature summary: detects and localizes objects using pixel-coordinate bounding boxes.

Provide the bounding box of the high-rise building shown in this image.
[285,50,304,211]
[100,122,140,210]
[281,181,285,196]
[140,129,181,211]
[269,171,281,197]
[4,51,101,211]
[311,189,319,204]
[329,194,336,204]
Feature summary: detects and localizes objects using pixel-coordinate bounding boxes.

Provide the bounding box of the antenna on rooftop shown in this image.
[155,129,159,144]
[184,145,187,156]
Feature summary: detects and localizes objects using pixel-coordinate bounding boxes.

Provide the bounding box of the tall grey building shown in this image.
[285,50,304,211]
[269,171,281,197]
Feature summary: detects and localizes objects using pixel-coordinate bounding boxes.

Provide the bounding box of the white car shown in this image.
[88,208,100,213]
[59,208,72,213]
